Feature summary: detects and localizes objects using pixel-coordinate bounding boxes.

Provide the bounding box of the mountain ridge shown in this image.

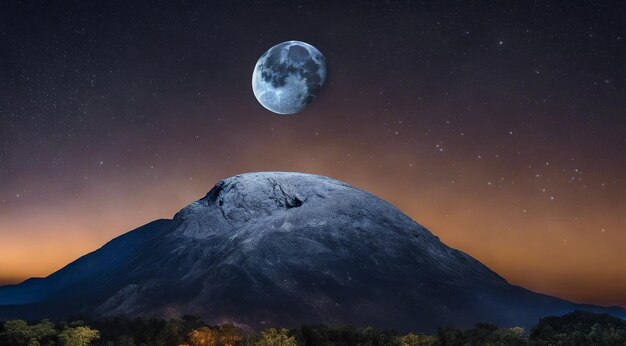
[1,172,624,331]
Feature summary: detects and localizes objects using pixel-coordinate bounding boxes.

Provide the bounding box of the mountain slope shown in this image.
[0,172,623,331]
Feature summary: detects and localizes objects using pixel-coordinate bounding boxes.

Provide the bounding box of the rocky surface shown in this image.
[0,172,623,331]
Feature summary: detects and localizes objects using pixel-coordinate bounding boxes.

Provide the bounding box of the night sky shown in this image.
[1,1,624,307]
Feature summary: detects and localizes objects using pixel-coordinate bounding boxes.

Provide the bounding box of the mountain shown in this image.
[0,172,623,331]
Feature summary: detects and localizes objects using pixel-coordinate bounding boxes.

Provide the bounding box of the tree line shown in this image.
[0,310,624,345]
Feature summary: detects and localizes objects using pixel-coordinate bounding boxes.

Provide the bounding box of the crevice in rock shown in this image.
[204,181,230,221]
[266,178,304,209]
[206,181,225,205]
[285,196,303,209]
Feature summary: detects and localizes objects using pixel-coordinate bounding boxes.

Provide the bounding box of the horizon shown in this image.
[2,168,625,309]
[1,170,625,310]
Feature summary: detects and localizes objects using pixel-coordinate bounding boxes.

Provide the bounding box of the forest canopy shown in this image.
[0,310,624,346]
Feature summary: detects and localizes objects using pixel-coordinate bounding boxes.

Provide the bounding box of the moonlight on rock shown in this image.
[252,41,327,114]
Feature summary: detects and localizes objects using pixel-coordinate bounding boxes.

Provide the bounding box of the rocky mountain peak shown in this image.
[203,172,339,218]
[174,172,373,231]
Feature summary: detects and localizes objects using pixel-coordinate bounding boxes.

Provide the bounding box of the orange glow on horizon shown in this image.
[1,131,624,307]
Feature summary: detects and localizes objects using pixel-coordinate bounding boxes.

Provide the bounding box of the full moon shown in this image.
[252,41,327,114]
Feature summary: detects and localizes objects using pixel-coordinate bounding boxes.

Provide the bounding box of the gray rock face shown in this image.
[0,172,623,331]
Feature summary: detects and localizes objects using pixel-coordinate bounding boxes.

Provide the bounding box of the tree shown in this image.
[218,323,243,346]
[255,328,297,346]
[359,326,399,346]
[155,319,184,346]
[398,332,437,346]
[188,327,218,346]
[0,320,32,346]
[0,319,57,346]
[30,319,57,344]
[436,327,464,345]
[530,310,626,345]
[26,320,57,346]
[59,326,100,346]
[187,324,243,346]
[492,326,526,345]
